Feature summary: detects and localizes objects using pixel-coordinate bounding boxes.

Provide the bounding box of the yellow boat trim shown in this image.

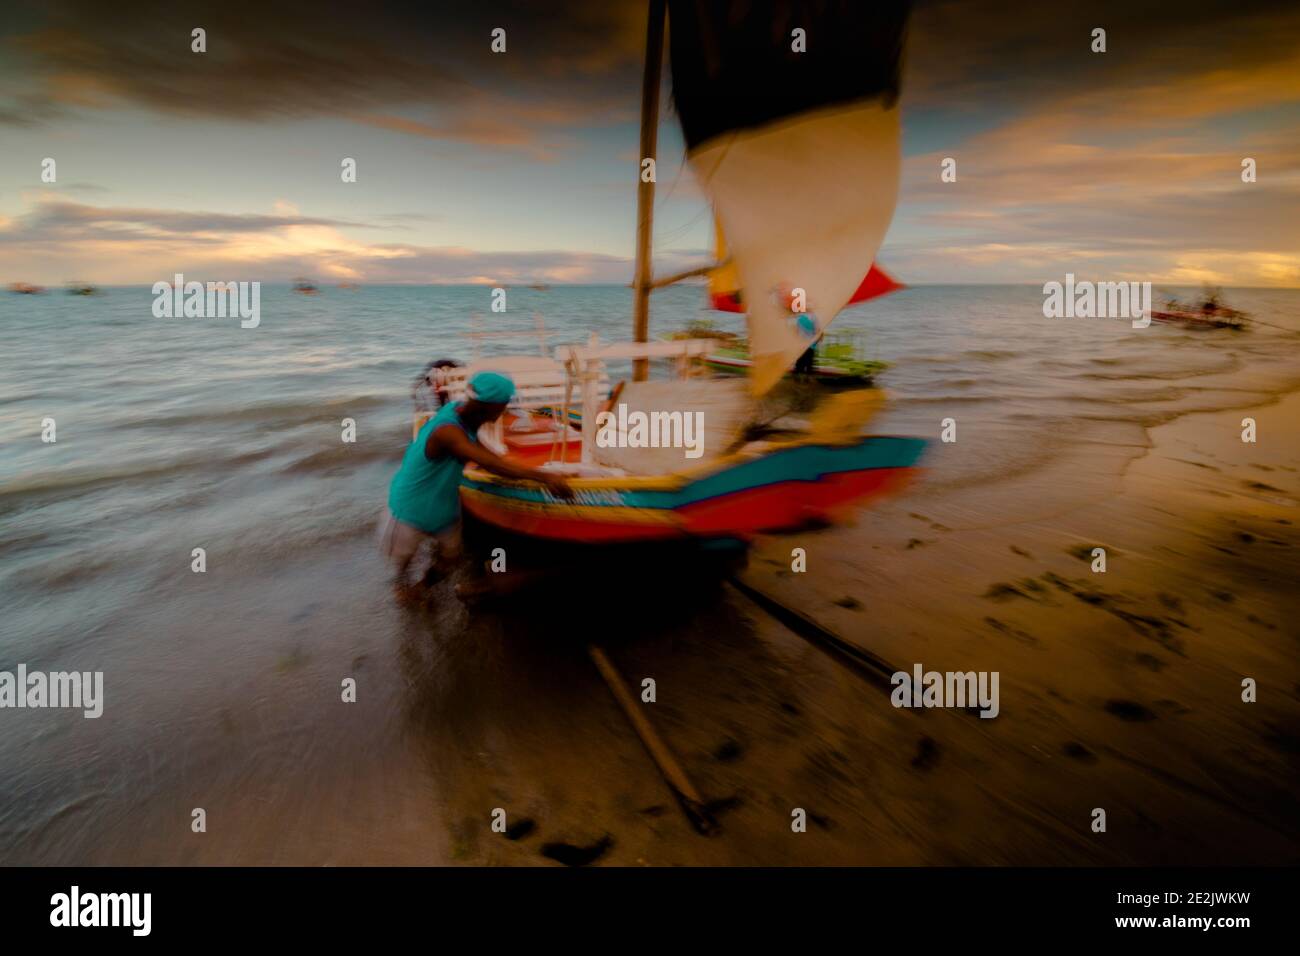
[461,487,684,525]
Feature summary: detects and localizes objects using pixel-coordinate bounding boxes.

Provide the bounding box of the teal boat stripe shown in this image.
[462,436,927,510]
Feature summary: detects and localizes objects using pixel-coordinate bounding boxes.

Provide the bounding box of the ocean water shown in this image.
[1,283,1298,863]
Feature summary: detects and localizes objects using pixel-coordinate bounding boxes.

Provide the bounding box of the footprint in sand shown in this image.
[984,616,1039,646]
[1135,653,1166,671]
[1244,480,1283,492]
[1066,544,1119,562]
[713,738,744,763]
[911,735,941,771]
[704,795,743,816]
[504,818,537,840]
[982,579,1052,604]
[1043,573,1184,652]
[1104,700,1157,722]
[541,835,613,866]
[1241,480,1298,506]
[1062,742,1099,763]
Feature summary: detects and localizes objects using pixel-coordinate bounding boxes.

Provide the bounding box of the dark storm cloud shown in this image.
[906,0,1300,110]
[2,0,1294,128]
[0,0,646,125]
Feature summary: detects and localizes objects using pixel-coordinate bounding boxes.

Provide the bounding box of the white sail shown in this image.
[686,101,901,395]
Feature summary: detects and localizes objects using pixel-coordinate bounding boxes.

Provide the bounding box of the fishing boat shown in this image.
[8,282,45,294]
[293,278,319,294]
[454,0,924,547]
[66,282,100,296]
[1151,308,1247,330]
[1151,289,1249,330]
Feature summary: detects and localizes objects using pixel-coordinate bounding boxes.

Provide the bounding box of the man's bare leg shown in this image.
[395,542,434,606]
[454,564,555,603]
[393,562,422,606]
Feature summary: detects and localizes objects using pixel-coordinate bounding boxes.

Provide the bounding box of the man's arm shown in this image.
[430,424,574,497]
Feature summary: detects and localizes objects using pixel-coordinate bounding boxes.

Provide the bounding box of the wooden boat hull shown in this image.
[1150,310,1245,330]
[460,435,926,544]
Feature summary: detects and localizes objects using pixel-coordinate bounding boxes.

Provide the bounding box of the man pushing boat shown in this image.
[380,370,573,605]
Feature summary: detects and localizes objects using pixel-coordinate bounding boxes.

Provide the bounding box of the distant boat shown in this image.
[8,282,45,294]
[1151,308,1247,330]
[66,282,100,296]
[529,282,551,291]
[337,282,360,291]
[1153,289,1248,330]
[293,278,319,294]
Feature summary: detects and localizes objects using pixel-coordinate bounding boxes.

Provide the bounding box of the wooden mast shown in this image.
[631,0,667,382]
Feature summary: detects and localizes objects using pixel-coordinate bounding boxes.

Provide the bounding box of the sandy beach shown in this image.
[722,388,1300,864]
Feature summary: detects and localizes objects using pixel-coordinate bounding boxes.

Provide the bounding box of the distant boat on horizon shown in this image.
[66,282,100,296]
[8,282,45,294]
[293,278,319,294]
[1154,287,1249,330]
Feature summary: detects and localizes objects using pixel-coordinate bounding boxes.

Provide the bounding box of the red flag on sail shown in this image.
[709,263,903,313]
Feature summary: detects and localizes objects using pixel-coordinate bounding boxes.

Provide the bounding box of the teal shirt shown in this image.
[387,402,477,533]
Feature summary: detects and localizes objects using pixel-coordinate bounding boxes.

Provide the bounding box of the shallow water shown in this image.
[1,283,1297,863]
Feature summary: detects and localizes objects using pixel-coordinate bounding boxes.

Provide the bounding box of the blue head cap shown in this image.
[467,370,515,404]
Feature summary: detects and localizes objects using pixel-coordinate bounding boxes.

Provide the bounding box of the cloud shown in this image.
[3,1,1296,285]
[351,113,538,150]
[886,3,1300,287]
[905,0,1300,113]
[0,196,704,285]
[0,0,646,154]
[0,199,369,244]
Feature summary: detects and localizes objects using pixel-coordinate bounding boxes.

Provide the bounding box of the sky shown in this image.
[1,0,1297,287]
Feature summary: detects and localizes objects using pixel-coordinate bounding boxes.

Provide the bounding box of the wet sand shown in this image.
[734,389,1300,864]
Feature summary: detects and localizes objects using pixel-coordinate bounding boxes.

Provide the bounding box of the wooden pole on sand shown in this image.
[587,643,719,835]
